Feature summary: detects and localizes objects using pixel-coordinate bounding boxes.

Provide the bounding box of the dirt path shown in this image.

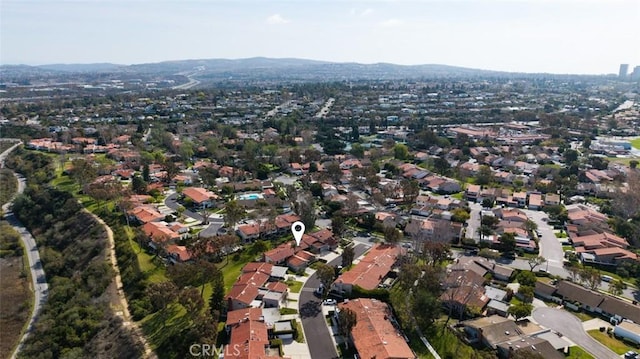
[88,211,156,359]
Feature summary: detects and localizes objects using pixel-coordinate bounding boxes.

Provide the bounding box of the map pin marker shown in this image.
[291,221,305,246]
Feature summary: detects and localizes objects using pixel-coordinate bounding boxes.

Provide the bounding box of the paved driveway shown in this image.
[532,307,618,359]
[299,243,369,359]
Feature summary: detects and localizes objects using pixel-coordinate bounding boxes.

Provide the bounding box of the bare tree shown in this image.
[337,307,358,349]
[527,256,547,271]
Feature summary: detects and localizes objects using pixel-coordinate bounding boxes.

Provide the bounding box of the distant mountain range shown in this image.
[0,57,608,82]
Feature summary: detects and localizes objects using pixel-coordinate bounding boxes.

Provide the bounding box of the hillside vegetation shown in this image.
[8,151,144,359]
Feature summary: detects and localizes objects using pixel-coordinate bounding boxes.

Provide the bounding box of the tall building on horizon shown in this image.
[619,64,629,79]
[632,66,640,81]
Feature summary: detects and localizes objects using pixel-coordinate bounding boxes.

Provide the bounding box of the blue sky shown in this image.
[1,0,639,74]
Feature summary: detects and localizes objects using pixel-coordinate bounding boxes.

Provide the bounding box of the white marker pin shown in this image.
[291,221,305,246]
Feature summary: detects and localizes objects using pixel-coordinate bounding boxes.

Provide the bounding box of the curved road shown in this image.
[0,142,49,359]
[299,243,369,359]
[532,307,618,359]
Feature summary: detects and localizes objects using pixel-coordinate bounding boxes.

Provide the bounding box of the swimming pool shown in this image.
[237,193,264,201]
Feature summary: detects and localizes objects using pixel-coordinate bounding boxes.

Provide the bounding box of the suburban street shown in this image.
[1,142,49,359]
[299,243,370,359]
[532,307,618,359]
[164,192,205,222]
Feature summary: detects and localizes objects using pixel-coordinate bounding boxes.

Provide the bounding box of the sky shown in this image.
[1,0,639,75]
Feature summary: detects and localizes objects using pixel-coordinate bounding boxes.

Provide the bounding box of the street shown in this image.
[299,243,369,359]
[532,307,618,359]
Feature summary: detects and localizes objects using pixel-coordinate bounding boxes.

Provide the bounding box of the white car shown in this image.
[323,299,337,306]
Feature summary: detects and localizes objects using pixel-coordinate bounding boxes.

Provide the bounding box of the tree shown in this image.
[384,226,402,245]
[179,287,204,319]
[341,245,355,268]
[527,256,547,271]
[209,276,226,316]
[401,179,420,204]
[516,271,537,287]
[224,200,246,230]
[315,263,335,298]
[337,307,357,348]
[524,219,538,234]
[147,281,178,314]
[432,156,450,176]
[451,208,470,223]
[131,175,148,194]
[294,191,317,229]
[508,302,533,321]
[421,241,451,267]
[518,285,534,303]
[217,234,239,264]
[331,215,346,238]
[475,165,493,186]
[499,232,517,252]
[398,262,421,289]
[70,158,97,190]
[609,279,625,296]
[326,161,342,183]
[580,267,601,290]
[393,143,409,160]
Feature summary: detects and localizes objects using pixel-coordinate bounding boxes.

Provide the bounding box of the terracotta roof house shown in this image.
[440,269,490,316]
[263,243,295,265]
[226,313,283,359]
[128,206,164,224]
[339,298,416,359]
[166,244,192,263]
[333,244,400,294]
[143,222,180,244]
[182,187,219,209]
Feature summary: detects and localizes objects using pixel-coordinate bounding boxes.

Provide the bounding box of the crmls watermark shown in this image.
[189,344,241,357]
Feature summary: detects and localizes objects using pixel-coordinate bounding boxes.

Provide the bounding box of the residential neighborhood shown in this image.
[2,64,640,359]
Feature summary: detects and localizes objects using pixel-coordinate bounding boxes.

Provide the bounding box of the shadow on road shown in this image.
[300,300,321,318]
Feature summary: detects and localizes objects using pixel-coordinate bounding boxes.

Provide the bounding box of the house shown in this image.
[166,244,192,263]
[225,309,283,359]
[463,315,564,359]
[555,281,604,313]
[440,268,489,316]
[143,222,181,245]
[332,244,400,295]
[236,222,262,242]
[528,193,543,210]
[128,206,164,224]
[512,192,528,207]
[263,243,295,265]
[466,184,481,202]
[338,298,416,359]
[182,187,219,209]
[598,297,640,324]
[496,336,563,359]
[544,193,561,206]
[463,315,524,349]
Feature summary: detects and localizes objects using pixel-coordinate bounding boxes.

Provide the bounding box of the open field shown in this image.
[631,138,640,150]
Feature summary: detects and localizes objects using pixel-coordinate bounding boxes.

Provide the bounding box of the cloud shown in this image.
[380,18,403,27]
[361,8,374,16]
[266,14,290,25]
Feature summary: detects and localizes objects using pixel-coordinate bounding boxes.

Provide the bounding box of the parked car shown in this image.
[624,351,638,359]
[323,299,337,306]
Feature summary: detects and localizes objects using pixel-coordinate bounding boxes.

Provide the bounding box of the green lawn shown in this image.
[426,325,477,359]
[588,329,637,354]
[566,345,595,359]
[285,279,303,293]
[220,256,253,293]
[280,307,298,315]
[631,138,640,150]
[571,310,596,322]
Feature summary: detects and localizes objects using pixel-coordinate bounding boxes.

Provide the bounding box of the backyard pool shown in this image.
[237,193,264,201]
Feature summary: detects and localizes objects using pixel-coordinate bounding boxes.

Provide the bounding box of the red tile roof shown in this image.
[334,244,400,290]
[339,298,416,359]
[182,187,219,203]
